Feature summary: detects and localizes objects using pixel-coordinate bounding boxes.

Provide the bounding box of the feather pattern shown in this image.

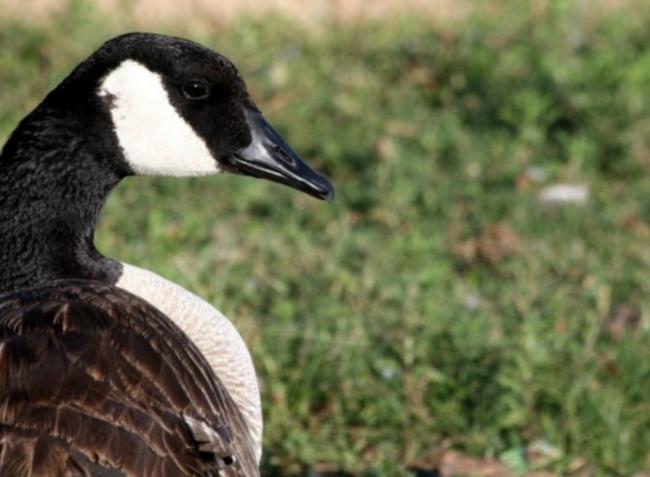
[0,280,259,477]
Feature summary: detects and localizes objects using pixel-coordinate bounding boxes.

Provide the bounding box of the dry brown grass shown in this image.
[0,0,643,26]
[0,0,465,24]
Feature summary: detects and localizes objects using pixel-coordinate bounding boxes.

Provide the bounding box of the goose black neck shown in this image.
[0,101,128,293]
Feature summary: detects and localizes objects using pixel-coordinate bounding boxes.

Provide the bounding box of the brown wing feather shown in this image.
[0,280,259,477]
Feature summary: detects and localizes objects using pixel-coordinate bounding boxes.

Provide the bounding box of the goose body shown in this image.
[0,33,333,476]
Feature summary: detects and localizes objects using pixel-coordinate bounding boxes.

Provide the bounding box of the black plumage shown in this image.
[0,33,254,293]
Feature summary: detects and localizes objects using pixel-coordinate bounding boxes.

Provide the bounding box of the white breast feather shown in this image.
[115,262,262,462]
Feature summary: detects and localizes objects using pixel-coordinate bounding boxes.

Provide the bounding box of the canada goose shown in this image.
[0,33,334,476]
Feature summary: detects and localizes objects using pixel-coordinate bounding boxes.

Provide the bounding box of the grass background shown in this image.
[1,1,650,475]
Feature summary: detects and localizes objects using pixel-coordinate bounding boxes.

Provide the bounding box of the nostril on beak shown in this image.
[271,144,296,167]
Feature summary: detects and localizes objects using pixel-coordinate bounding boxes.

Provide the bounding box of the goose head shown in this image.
[41,32,334,200]
[0,32,335,291]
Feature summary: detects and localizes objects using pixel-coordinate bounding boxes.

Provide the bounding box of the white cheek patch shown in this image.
[98,60,220,177]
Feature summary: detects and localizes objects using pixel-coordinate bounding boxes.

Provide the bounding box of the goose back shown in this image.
[0,280,259,476]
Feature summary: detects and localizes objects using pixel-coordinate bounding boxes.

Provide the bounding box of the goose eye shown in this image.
[182,80,209,100]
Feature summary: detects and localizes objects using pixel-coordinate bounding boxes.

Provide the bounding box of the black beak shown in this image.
[228,109,335,201]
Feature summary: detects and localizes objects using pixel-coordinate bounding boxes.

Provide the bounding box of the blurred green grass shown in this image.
[2,1,650,475]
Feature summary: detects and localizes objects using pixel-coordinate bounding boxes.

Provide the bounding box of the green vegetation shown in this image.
[2,2,650,475]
